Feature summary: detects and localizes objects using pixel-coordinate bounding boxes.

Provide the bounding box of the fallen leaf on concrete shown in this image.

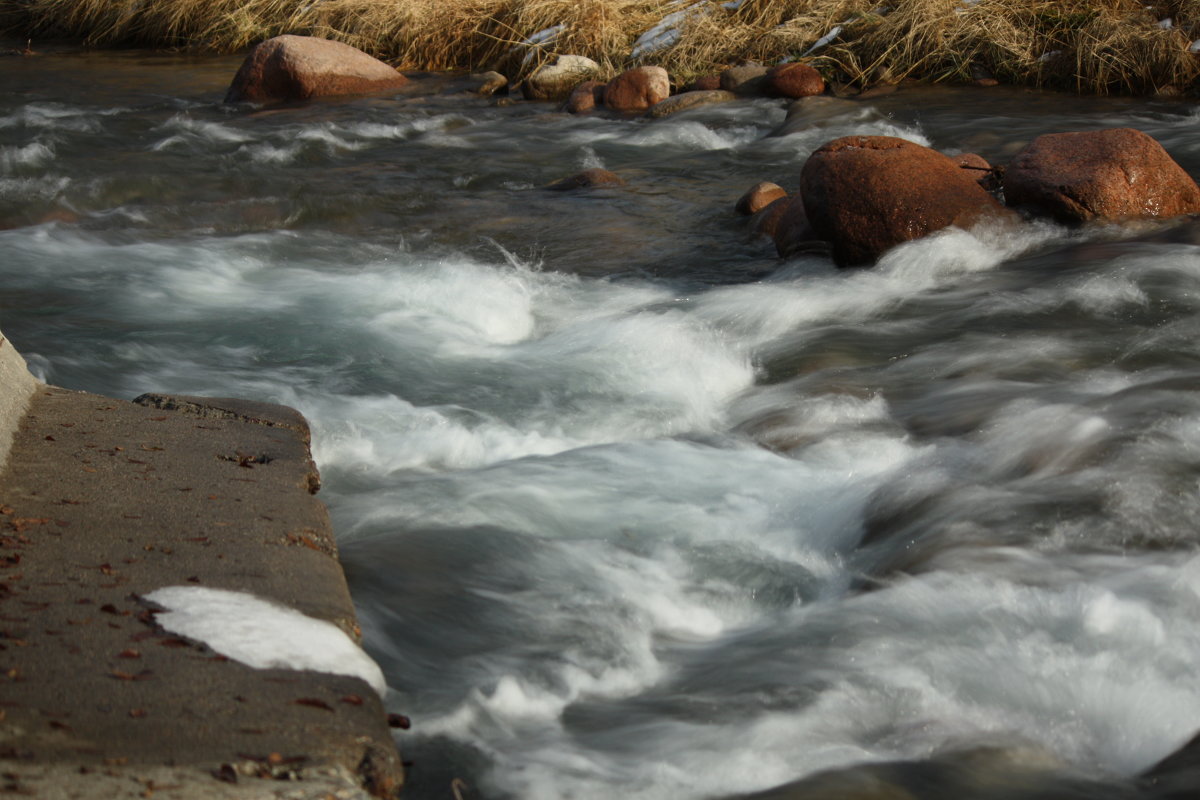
[293,698,334,712]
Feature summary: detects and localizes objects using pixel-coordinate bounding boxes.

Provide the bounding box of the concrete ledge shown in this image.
[0,330,403,798]
[0,332,39,472]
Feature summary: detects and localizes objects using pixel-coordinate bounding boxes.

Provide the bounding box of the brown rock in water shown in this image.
[470,71,509,96]
[522,55,601,102]
[545,168,626,191]
[800,135,1009,266]
[646,90,736,118]
[686,75,722,92]
[567,81,605,114]
[604,66,670,113]
[1002,128,1200,224]
[224,35,408,104]
[720,65,769,96]
[766,63,825,98]
[766,196,827,257]
[736,182,787,215]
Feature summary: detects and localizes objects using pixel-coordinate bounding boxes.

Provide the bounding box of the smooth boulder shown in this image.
[224,35,408,104]
[522,55,601,102]
[1002,127,1200,223]
[767,63,825,98]
[604,66,670,113]
[800,135,1008,266]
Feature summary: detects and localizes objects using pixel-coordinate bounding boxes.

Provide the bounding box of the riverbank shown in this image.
[3,0,1200,95]
[0,330,403,799]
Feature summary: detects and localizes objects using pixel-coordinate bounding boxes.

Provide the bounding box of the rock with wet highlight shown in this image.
[224,34,408,104]
[1002,127,1200,223]
[800,135,1009,266]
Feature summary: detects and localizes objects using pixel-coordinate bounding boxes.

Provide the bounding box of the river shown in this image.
[4,44,1200,800]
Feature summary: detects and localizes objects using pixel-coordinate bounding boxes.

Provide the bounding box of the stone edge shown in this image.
[0,329,40,471]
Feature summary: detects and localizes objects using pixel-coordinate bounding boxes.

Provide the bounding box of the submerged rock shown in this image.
[736,182,787,215]
[647,89,736,118]
[604,66,670,113]
[1002,127,1200,223]
[522,55,601,102]
[767,63,825,98]
[800,135,1009,266]
[545,168,626,191]
[224,35,408,104]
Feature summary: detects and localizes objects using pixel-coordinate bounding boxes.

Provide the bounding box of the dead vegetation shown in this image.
[3,0,1200,94]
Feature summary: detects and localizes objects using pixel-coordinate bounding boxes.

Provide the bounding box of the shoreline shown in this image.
[3,1,1200,97]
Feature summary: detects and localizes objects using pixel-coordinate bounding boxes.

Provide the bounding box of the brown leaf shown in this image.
[340,695,364,706]
[158,638,192,648]
[128,708,147,718]
[387,713,411,729]
[118,649,140,659]
[293,698,334,712]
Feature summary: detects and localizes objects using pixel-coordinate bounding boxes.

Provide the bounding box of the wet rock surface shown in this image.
[224,35,408,105]
[1002,127,1200,223]
[800,135,1010,266]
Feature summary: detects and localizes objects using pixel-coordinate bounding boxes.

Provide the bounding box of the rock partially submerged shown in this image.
[800,135,1010,266]
[736,182,787,215]
[1003,127,1200,223]
[567,80,606,113]
[767,63,825,98]
[545,168,626,191]
[604,66,671,113]
[224,34,408,104]
[522,54,601,102]
[646,89,736,118]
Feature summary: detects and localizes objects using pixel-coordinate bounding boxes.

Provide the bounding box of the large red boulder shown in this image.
[224,35,408,104]
[603,66,670,113]
[800,136,1008,266]
[1002,128,1200,223]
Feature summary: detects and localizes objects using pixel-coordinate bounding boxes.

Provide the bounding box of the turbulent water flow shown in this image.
[5,48,1200,800]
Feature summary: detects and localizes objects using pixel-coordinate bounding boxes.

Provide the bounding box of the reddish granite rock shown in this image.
[224,35,407,104]
[767,63,825,98]
[800,135,1008,266]
[604,66,670,113]
[567,81,606,113]
[1002,128,1200,223]
[736,182,787,215]
[545,168,626,191]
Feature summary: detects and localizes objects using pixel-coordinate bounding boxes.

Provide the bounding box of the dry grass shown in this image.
[3,0,1200,94]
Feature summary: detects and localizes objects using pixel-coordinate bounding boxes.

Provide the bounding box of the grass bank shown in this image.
[4,0,1200,95]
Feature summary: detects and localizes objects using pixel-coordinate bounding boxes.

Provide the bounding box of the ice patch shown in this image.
[145,586,387,695]
[632,4,705,59]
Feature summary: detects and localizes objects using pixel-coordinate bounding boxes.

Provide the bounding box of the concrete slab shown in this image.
[0,373,403,797]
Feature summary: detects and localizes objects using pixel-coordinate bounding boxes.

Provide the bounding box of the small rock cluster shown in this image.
[221,36,1200,268]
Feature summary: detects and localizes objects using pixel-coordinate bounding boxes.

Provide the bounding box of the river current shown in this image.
[4,46,1200,800]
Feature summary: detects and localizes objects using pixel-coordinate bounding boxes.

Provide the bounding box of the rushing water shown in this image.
[5,44,1200,800]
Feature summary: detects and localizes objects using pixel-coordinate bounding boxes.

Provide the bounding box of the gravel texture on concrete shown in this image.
[0,374,403,798]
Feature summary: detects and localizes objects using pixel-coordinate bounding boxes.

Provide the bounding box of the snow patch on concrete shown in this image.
[146,586,387,696]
